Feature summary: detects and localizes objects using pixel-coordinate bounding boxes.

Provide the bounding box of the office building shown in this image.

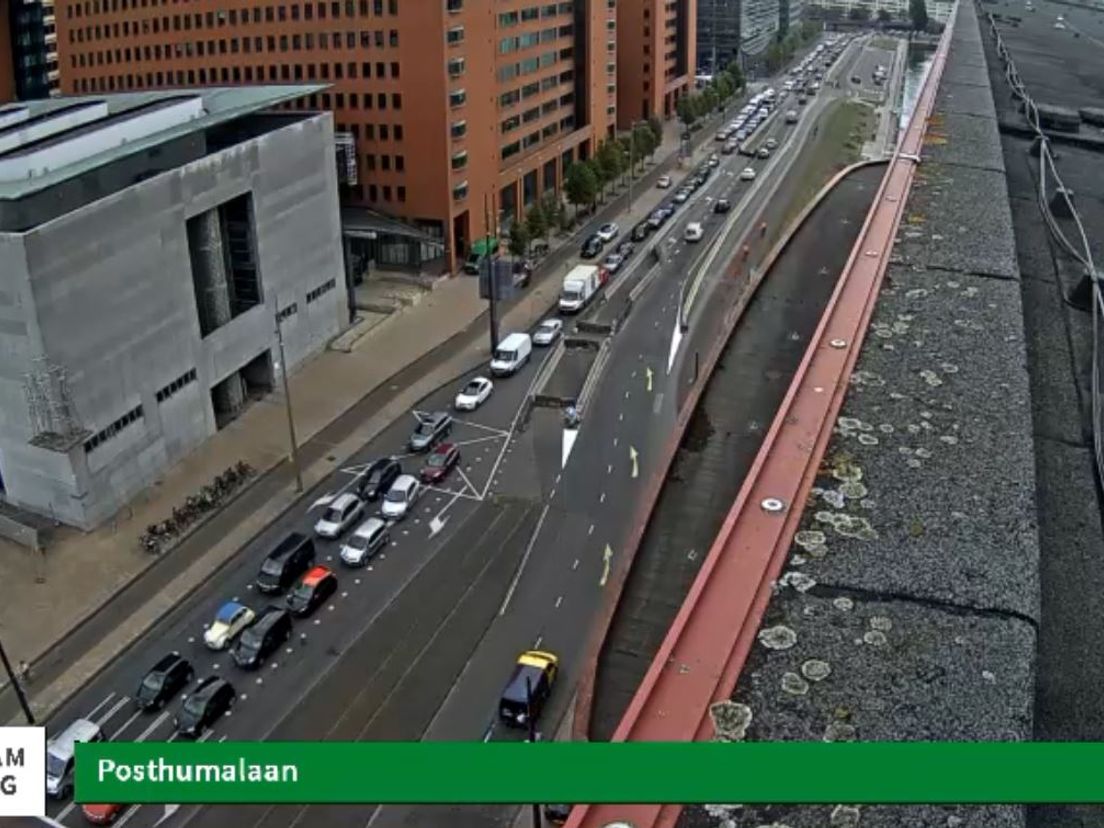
[0,87,345,529]
[779,0,803,32]
[741,0,779,58]
[696,0,740,73]
[7,0,60,99]
[617,0,696,127]
[1,0,14,101]
[57,0,618,274]
[805,0,950,20]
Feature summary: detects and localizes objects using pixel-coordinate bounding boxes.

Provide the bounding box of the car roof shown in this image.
[49,718,101,752]
[353,516,387,536]
[393,473,418,489]
[215,601,246,622]
[194,675,228,697]
[330,492,360,510]
[432,441,456,454]
[302,565,333,586]
[150,652,184,673]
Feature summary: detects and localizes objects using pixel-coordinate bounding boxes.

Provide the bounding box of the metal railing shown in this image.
[982,5,1104,483]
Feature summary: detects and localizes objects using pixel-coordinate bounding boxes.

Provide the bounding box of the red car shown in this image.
[82,804,124,824]
[420,442,460,484]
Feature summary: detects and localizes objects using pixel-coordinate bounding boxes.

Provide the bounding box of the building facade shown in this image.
[696,0,740,74]
[805,0,950,20]
[779,0,803,32]
[616,0,696,128]
[7,0,60,99]
[740,0,779,59]
[56,0,617,273]
[0,87,345,529]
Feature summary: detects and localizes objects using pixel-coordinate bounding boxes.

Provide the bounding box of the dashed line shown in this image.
[555,596,563,609]
[588,524,595,535]
[573,559,580,570]
[607,464,613,474]
[600,492,606,504]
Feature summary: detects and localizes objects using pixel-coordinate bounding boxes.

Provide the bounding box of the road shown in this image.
[29,35,878,828]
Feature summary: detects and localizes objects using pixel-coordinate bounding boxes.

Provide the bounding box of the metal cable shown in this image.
[983,5,1104,481]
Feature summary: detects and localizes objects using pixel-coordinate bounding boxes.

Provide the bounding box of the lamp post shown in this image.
[0,637,34,724]
[274,303,303,494]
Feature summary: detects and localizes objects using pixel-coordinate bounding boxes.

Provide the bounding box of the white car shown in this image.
[313,492,364,539]
[740,167,757,181]
[684,222,704,243]
[656,175,672,189]
[533,318,563,346]
[340,517,390,567]
[204,601,255,651]
[455,376,493,411]
[381,475,421,521]
[595,222,619,243]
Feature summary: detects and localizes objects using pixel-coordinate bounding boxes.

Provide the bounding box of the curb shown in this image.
[569,157,890,743]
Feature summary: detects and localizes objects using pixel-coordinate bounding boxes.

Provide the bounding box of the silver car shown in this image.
[533,318,563,346]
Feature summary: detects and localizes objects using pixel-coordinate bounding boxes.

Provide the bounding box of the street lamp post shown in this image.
[0,637,35,724]
[274,304,303,494]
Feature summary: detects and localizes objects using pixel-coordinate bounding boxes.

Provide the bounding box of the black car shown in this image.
[580,235,603,259]
[136,653,194,711]
[357,457,402,501]
[646,211,665,230]
[286,566,339,618]
[631,221,651,242]
[544,804,572,825]
[255,532,315,594]
[174,677,235,738]
[615,240,635,257]
[231,607,292,670]
[713,198,732,214]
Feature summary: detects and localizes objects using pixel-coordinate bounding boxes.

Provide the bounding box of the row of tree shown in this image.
[765,20,823,74]
[808,1,929,29]
[507,118,666,257]
[674,64,746,129]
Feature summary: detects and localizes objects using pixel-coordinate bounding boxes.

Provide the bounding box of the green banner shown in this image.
[76,741,1104,804]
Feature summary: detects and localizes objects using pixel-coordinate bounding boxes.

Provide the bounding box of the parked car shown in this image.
[595,222,619,243]
[340,517,390,567]
[646,211,665,230]
[673,189,690,204]
[602,252,626,273]
[656,175,672,188]
[357,457,402,502]
[203,602,255,651]
[255,532,315,594]
[499,650,559,727]
[408,411,452,452]
[714,198,732,214]
[136,653,194,711]
[231,607,292,670]
[286,566,338,617]
[722,140,738,155]
[455,376,493,411]
[631,221,651,242]
[313,491,364,539]
[758,147,771,159]
[765,137,779,150]
[47,719,104,800]
[421,442,461,484]
[616,240,635,257]
[81,804,125,825]
[174,677,235,738]
[684,222,704,243]
[382,474,421,521]
[580,235,603,259]
[741,167,757,181]
[533,318,563,346]
[707,153,720,167]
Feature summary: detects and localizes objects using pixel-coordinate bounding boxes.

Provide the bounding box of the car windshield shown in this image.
[494,348,517,362]
[385,487,408,503]
[290,582,314,601]
[238,628,262,650]
[322,506,343,523]
[184,691,209,714]
[427,452,449,468]
[141,673,164,692]
[563,289,581,301]
[463,382,481,395]
[365,471,382,487]
[347,533,371,551]
[539,322,556,333]
[415,420,438,436]
[46,753,67,778]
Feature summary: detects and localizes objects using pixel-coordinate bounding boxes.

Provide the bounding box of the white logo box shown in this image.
[0,727,46,817]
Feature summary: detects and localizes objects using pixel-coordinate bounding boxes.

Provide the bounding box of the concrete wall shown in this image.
[0,112,345,529]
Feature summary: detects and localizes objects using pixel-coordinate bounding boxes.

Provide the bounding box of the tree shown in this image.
[848,5,870,20]
[647,116,663,149]
[507,220,530,258]
[525,202,547,243]
[877,8,892,21]
[725,60,745,93]
[632,124,657,167]
[675,95,697,127]
[597,141,626,195]
[564,161,598,217]
[909,0,929,29]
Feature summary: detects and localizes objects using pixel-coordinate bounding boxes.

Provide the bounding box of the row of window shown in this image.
[307,279,338,303]
[497,2,573,27]
[501,95,570,134]
[337,121,404,141]
[276,302,298,322]
[70,67,404,98]
[362,183,407,203]
[498,24,571,54]
[499,70,573,108]
[69,0,398,19]
[362,153,405,172]
[72,21,400,52]
[500,117,572,161]
[498,49,564,83]
[84,404,144,455]
[155,368,198,404]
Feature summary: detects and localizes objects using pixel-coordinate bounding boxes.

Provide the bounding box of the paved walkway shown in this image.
[0,106,735,715]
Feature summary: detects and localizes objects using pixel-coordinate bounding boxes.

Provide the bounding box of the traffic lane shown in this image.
[169,501,541,828]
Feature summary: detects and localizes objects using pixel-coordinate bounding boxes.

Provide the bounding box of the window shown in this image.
[307,279,337,303]
[156,368,199,403]
[447,26,464,45]
[447,0,462,11]
[449,89,466,108]
[451,120,467,139]
[394,125,404,140]
[398,186,406,202]
[381,155,391,171]
[451,150,468,170]
[383,185,392,201]
[380,124,389,140]
[390,61,400,78]
[391,93,401,109]
[453,180,469,201]
[395,155,404,171]
[447,57,465,78]
[276,303,299,323]
[84,405,144,454]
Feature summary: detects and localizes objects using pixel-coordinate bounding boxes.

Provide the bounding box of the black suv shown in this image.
[255,532,315,594]
[174,677,235,738]
[631,221,651,242]
[580,235,603,259]
[357,457,402,501]
[231,607,292,670]
[136,653,194,711]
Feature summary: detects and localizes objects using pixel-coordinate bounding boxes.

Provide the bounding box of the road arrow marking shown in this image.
[645,366,654,393]
[600,545,613,587]
[629,446,639,479]
[429,515,449,538]
[562,428,579,469]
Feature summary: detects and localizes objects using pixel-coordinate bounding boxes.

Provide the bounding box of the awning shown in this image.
[340,207,445,248]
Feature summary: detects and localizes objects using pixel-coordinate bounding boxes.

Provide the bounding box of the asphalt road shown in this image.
[32,35,874,828]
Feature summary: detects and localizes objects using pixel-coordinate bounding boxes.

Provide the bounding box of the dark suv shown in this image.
[255,532,315,594]
[232,606,292,670]
[136,653,194,711]
[357,457,402,501]
[580,235,603,259]
[174,677,235,738]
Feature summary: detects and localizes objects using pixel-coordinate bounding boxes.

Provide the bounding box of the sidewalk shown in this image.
[0,104,732,722]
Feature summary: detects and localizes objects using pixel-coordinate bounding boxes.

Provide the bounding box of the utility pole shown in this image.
[484,194,500,356]
[274,305,303,494]
[0,637,34,724]
[526,677,542,828]
[627,123,636,216]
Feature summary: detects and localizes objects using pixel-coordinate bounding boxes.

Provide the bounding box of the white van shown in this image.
[490,332,533,377]
[46,718,104,799]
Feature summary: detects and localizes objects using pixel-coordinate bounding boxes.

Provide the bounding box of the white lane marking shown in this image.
[653,393,664,415]
[97,695,131,726]
[668,314,684,374]
[607,464,613,474]
[136,710,171,742]
[452,434,508,449]
[588,524,595,536]
[555,596,563,609]
[56,803,77,822]
[116,804,144,827]
[86,692,117,719]
[600,492,606,504]
[573,559,580,570]
[455,466,481,499]
[498,503,552,616]
[197,729,215,743]
[561,428,579,469]
[113,708,145,740]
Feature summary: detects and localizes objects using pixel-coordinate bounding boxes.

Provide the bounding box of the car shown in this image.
[741,167,756,181]
[313,491,364,539]
[715,129,729,142]
[797,95,808,106]
[707,153,720,167]
[81,804,125,825]
[203,601,255,651]
[673,189,690,204]
[499,650,559,727]
[544,804,572,825]
[758,147,771,159]
[512,259,533,288]
[646,211,665,230]
[656,174,672,188]
[409,410,452,452]
[421,442,461,484]
[135,653,194,711]
[722,140,738,155]
[684,222,704,242]
[256,532,315,593]
[595,222,619,243]
[231,606,292,669]
[765,137,778,150]
[580,235,603,259]
[785,110,799,124]
[174,676,235,738]
[736,129,748,141]
[1054,20,1066,28]
[286,565,338,617]
[533,318,563,346]
[658,204,676,220]
[713,198,732,214]
[602,252,626,273]
[47,719,104,799]
[616,240,635,257]
[357,457,402,502]
[850,74,860,84]
[455,376,493,411]
[382,474,421,520]
[340,517,390,567]
[630,221,651,242]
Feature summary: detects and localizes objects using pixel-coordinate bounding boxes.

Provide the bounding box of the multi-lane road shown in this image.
[27,33,881,828]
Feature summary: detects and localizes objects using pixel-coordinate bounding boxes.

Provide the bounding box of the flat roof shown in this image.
[0,85,328,201]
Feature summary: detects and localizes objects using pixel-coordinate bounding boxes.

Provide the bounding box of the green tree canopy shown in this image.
[525,202,547,242]
[910,0,929,29]
[508,220,530,258]
[564,161,599,213]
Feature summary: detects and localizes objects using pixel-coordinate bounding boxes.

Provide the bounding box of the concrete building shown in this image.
[696,0,741,74]
[56,0,618,274]
[7,0,60,99]
[616,0,696,128]
[779,0,803,33]
[741,0,780,59]
[1,0,14,101]
[806,0,951,21]
[0,86,345,530]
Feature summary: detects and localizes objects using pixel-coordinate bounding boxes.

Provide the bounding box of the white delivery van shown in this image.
[559,264,601,314]
[46,718,104,799]
[490,332,533,377]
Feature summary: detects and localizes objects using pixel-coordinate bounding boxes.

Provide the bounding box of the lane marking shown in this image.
[97,695,130,726]
[573,559,580,570]
[136,710,171,743]
[600,492,606,504]
[113,708,144,740]
[554,596,563,609]
[86,692,117,720]
[498,503,552,616]
[600,545,614,587]
[588,524,595,536]
[629,446,639,479]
